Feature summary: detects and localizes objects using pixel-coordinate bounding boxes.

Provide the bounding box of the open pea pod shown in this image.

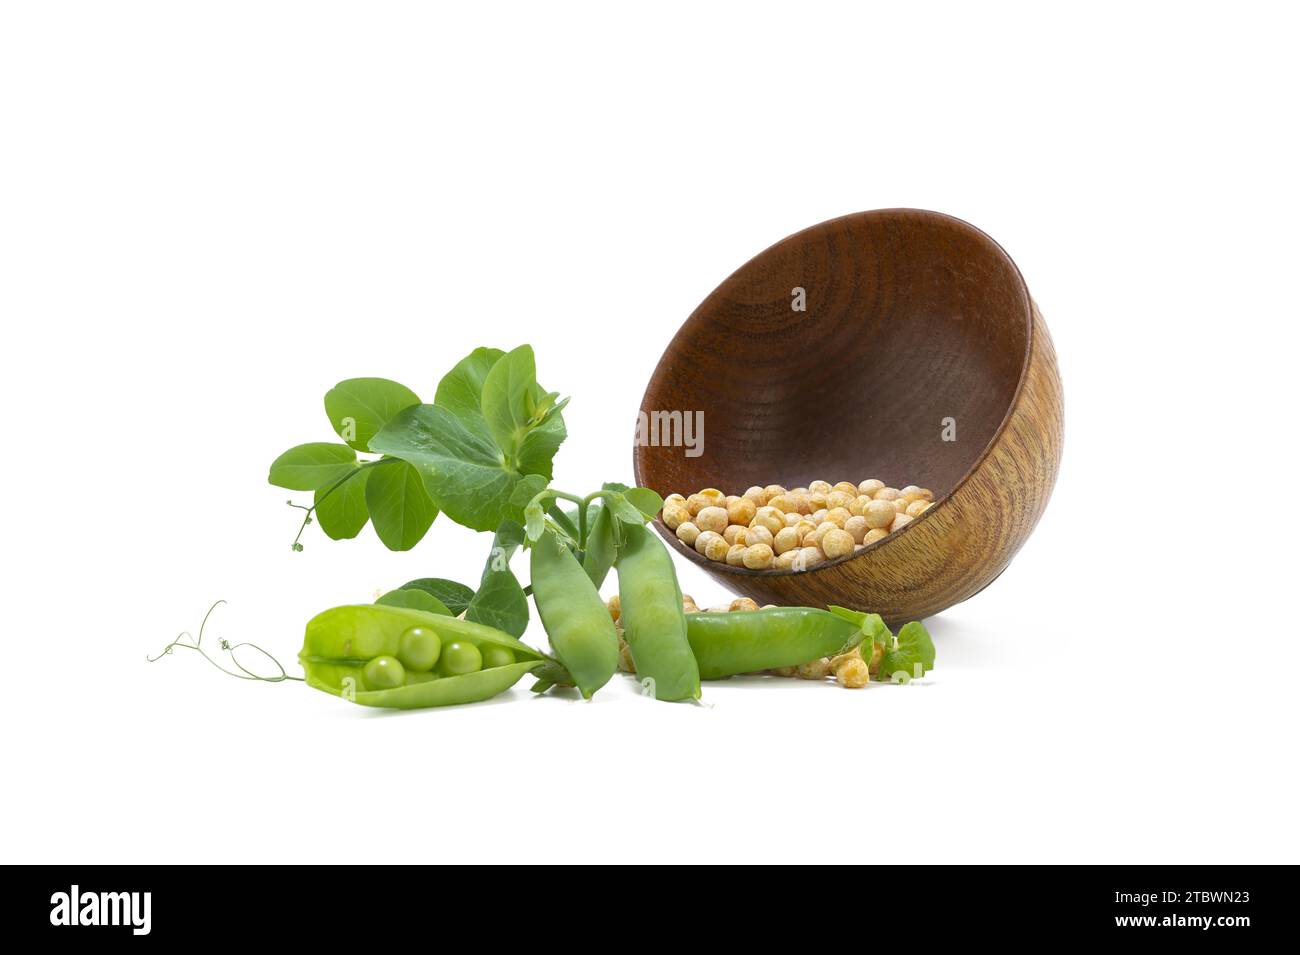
[300,604,547,709]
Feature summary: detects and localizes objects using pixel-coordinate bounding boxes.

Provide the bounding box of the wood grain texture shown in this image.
[632,209,1064,627]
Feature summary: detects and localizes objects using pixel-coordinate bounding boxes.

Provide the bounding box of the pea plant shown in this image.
[268,343,660,640]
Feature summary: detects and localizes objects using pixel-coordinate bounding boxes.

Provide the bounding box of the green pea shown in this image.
[363,655,406,689]
[615,524,700,701]
[480,644,515,669]
[397,626,441,672]
[438,640,482,676]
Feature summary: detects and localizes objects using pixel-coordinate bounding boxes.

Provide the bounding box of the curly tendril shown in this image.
[148,600,302,683]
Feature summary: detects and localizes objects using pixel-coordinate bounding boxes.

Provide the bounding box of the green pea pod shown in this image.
[530,527,619,699]
[685,606,885,679]
[615,523,700,701]
[300,604,545,709]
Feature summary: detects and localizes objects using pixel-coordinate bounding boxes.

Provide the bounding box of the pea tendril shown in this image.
[148,601,302,683]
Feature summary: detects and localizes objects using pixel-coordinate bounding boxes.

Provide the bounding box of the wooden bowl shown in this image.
[632,209,1063,626]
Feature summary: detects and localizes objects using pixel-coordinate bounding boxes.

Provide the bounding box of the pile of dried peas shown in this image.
[660,480,934,571]
[606,594,881,688]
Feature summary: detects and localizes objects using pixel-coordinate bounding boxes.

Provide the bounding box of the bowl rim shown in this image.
[633,207,1036,578]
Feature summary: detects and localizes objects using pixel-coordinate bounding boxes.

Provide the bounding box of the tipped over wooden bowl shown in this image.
[632,209,1064,626]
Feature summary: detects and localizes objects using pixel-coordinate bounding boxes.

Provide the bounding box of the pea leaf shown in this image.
[481,344,539,464]
[324,378,421,452]
[516,391,567,480]
[482,519,526,575]
[581,504,618,588]
[464,571,529,637]
[314,468,370,539]
[268,443,357,491]
[434,347,505,424]
[370,404,532,532]
[376,588,452,616]
[398,578,474,616]
[604,491,649,528]
[464,521,530,638]
[365,459,439,551]
[624,487,665,520]
[880,621,936,682]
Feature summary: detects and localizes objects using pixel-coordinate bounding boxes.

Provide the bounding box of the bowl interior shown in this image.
[634,209,1032,502]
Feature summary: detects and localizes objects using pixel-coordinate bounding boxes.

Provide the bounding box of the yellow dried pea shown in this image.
[796,658,832,680]
[890,513,913,533]
[797,546,824,567]
[726,543,748,566]
[821,527,855,559]
[844,515,869,543]
[695,505,729,533]
[808,480,833,494]
[722,524,748,546]
[773,525,803,555]
[662,501,691,530]
[726,497,757,526]
[675,521,701,546]
[825,506,851,528]
[873,487,900,501]
[858,479,884,496]
[836,656,871,688]
[701,533,731,562]
[906,499,931,518]
[761,484,787,504]
[742,543,775,569]
[745,524,774,549]
[863,499,896,529]
[863,527,889,545]
[729,597,760,612]
[751,506,785,535]
[827,490,855,510]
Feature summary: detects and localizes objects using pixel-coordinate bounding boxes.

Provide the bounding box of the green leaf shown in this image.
[481,519,526,581]
[624,486,665,520]
[398,578,474,616]
[365,459,438,551]
[324,378,421,452]
[604,491,648,528]
[581,504,617,589]
[464,524,530,638]
[434,347,505,424]
[510,473,549,512]
[880,621,936,682]
[376,588,451,616]
[268,443,357,491]
[314,468,370,539]
[516,391,567,479]
[481,344,538,463]
[370,404,531,532]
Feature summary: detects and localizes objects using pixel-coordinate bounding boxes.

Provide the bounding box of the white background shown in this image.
[2,2,1297,864]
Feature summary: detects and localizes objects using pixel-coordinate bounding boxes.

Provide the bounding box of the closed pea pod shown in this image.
[684,606,888,679]
[300,604,545,709]
[615,523,700,701]
[530,527,620,699]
